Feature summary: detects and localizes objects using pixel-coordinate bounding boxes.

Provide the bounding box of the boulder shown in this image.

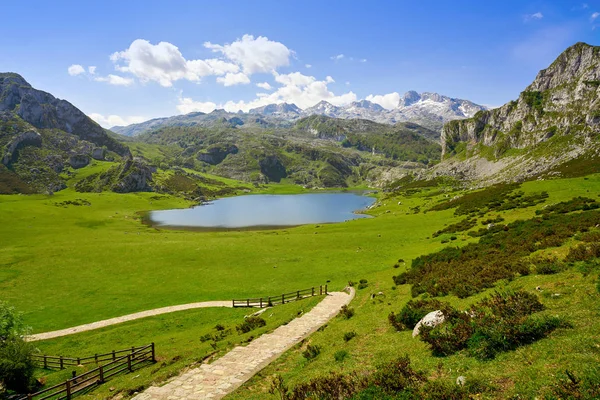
[69,154,90,169]
[412,310,445,337]
[92,148,106,160]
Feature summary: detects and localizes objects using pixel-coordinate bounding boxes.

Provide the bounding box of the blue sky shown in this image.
[1,1,598,127]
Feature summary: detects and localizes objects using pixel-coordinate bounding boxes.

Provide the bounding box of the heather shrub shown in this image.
[236,316,266,334]
[388,299,453,331]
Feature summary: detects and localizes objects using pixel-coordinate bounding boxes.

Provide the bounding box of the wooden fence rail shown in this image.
[232,285,327,308]
[31,344,154,370]
[22,344,156,400]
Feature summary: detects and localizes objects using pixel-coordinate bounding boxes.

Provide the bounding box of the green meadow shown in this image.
[1,171,600,398]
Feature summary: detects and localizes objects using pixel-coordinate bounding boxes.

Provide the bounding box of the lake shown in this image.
[148,193,375,229]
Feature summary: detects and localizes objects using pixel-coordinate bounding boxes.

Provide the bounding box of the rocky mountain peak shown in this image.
[349,100,384,111]
[441,42,600,161]
[527,42,600,92]
[0,71,130,157]
[0,72,31,88]
[400,90,421,107]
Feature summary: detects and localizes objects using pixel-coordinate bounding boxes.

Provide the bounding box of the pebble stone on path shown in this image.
[132,289,354,400]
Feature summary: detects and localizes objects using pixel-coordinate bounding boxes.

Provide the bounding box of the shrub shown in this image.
[343,331,357,342]
[302,344,321,360]
[418,290,569,360]
[0,302,35,393]
[531,255,564,275]
[291,371,367,399]
[0,338,37,392]
[339,305,355,319]
[389,299,453,331]
[334,350,349,362]
[371,355,427,395]
[395,207,600,298]
[236,316,266,334]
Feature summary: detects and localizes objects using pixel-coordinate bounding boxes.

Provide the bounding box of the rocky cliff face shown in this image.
[441,43,600,158]
[0,73,130,157]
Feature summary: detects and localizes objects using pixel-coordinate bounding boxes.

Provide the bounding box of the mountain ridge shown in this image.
[110,91,487,136]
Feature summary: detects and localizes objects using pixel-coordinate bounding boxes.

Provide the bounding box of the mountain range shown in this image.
[110,91,487,137]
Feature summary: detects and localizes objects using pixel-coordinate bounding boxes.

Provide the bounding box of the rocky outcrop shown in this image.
[111,158,153,193]
[0,73,130,157]
[441,42,600,159]
[259,155,287,182]
[197,143,238,165]
[2,130,42,166]
[92,148,106,160]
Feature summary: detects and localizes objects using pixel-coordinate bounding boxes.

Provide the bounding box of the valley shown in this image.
[0,22,599,400]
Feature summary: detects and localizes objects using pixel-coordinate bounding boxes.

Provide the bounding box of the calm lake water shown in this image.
[149,193,375,229]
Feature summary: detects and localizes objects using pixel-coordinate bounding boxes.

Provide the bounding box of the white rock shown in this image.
[412,310,445,337]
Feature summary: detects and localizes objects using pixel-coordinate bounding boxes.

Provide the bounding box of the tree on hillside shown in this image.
[0,301,36,395]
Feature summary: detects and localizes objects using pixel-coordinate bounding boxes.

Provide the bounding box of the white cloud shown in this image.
[330,54,345,61]
[108,35,291,87]
[591,12,599,21]
[360,58,367,63]
[256,82,273,90]
[524,12,544,21]
[305,64,312,68]
[94,74,134,86]
[177,98,218,114]
[89,113,146,128]
[204,34,292,74]
[68,64,85,76]
[216,72,251,86]
[177,70,356,113]
[111,39,206,87]
[88,66,97,75]
[366,92,401,110]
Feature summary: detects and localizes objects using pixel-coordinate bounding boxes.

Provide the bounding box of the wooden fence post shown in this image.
[27,394,32,400]
[77,357,80,365]
[232,299,235,307]
[281,294,285,304]
[151,342,156,362]
[297,290,300,299]
[312,287,315,296]
[95,354,98,364]
[44,355,47,369]
[325,284,328,294]
[260,298,263,308]
[320,285,322,295]
[60,356,64,369]
[66,380,72,400]
[127,354,132,372]
[246,298,250,307]
[99,365,104,383]
[112,350,116,361]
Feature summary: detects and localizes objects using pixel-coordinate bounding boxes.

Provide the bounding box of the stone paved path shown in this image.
[27,301,232,342]
[132,289,354,400]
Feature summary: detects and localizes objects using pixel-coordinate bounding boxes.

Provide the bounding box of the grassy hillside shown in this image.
[1,172,599,399]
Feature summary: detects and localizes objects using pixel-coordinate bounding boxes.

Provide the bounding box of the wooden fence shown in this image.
[31,344,154,370]
[23,344,155,400]
[232,285,327,308]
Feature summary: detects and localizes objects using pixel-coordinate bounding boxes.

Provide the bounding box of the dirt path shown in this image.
[132,289,354,400]
[27,301,232,342]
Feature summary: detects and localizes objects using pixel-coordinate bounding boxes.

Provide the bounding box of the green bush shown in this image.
[0,302,36,393]
[419,291,569,360]
[343,331,357,342]
[339,305,355,319]
[0,338,37,392]
[334,350,349,362]
[302,344,321,360]
[236,316,266,334]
